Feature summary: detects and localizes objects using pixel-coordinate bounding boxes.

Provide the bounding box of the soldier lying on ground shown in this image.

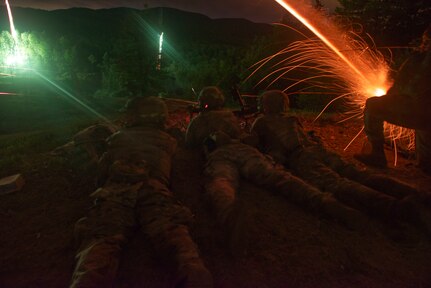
[251,90,431,234]
[185,86,368,256]
[51,123,117,163]
[70,96,213,288]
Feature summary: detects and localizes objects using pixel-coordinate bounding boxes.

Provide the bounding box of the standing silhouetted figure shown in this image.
[354,25,431,174]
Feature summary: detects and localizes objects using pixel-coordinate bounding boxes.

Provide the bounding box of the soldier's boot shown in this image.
[273,175,368,230]
[354,139,387,168]
[223,202,249,258]
[319,194,368,230]
[70,235,125,288]
[393,195,431,236]
[175,260,213,288]
[359,175,419,199]
[169,226,213,288]
[205,179,248,258]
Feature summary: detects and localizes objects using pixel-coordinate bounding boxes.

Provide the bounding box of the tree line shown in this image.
[0,2,428,109]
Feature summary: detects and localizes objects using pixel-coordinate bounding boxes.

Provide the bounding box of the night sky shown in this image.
[7,0,339,23]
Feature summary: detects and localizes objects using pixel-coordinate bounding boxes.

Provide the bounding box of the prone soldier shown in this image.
[70,96,213,288]
[186,86,368,256]
[251,90,431,233]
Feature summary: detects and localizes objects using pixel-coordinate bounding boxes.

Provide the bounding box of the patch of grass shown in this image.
[0,122,95,177]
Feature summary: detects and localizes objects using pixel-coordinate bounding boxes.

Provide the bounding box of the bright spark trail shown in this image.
[0,92,19,95]
[273,0,389,97]
[274,0,366,82]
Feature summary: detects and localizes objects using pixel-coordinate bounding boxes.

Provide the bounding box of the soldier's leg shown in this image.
[203,160,240,226]
[307,165,431,229]
[354,97,388,167]
[294,156,400,221]
[391,195,431,236]
[355,172,421,199]
[71,200,136,288]
[318,156,431,231]
[323,148,420,199]
[327,177,400,219]
[321,147,366,180]
[203,159,247,256]
[355,96,428,168]
[239,151,367,229]
[137,180,213,288]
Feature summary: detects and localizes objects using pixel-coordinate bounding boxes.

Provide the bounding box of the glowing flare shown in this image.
[274,0,366,81]
[374,88,386,97]
[5,51,26,66]
[156,32,164,70]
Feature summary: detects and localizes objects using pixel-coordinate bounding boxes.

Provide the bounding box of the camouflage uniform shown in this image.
[70,97,212,288]
[252,107,430,228]
[51,123,117,162]
[186,106,366,237]
[358,27,431,172]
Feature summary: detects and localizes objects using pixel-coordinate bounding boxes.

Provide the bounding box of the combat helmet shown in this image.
[198,86,225,111]
[123,96,168,126]
[260,90,289,114]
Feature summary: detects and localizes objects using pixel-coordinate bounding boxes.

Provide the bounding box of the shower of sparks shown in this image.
[251,0,414,153]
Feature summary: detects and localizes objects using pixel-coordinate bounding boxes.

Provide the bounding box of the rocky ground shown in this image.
[1,103,431,288]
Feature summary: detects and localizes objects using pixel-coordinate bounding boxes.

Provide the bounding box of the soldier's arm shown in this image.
[247,117,265,149]
[185,117,199,149]
[96,151,112,186]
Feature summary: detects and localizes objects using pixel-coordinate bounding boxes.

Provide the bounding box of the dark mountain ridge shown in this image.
[0,7,273,46]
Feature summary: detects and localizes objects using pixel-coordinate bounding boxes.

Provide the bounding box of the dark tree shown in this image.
[336,0,430,45]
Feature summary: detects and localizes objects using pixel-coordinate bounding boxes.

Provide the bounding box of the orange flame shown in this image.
[274,0,390,98]
[258,0,415,155]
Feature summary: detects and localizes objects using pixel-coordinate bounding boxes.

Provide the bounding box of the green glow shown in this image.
[5,50,27,66]
[34,70,113,124]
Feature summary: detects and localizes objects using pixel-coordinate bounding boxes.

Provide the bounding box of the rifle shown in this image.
[230,85,260,128]
[162,88,202,118]
[161,97,198,112]
[162,86,260,129]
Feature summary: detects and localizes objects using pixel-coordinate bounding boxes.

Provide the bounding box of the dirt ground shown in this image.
[1,109,431,288]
